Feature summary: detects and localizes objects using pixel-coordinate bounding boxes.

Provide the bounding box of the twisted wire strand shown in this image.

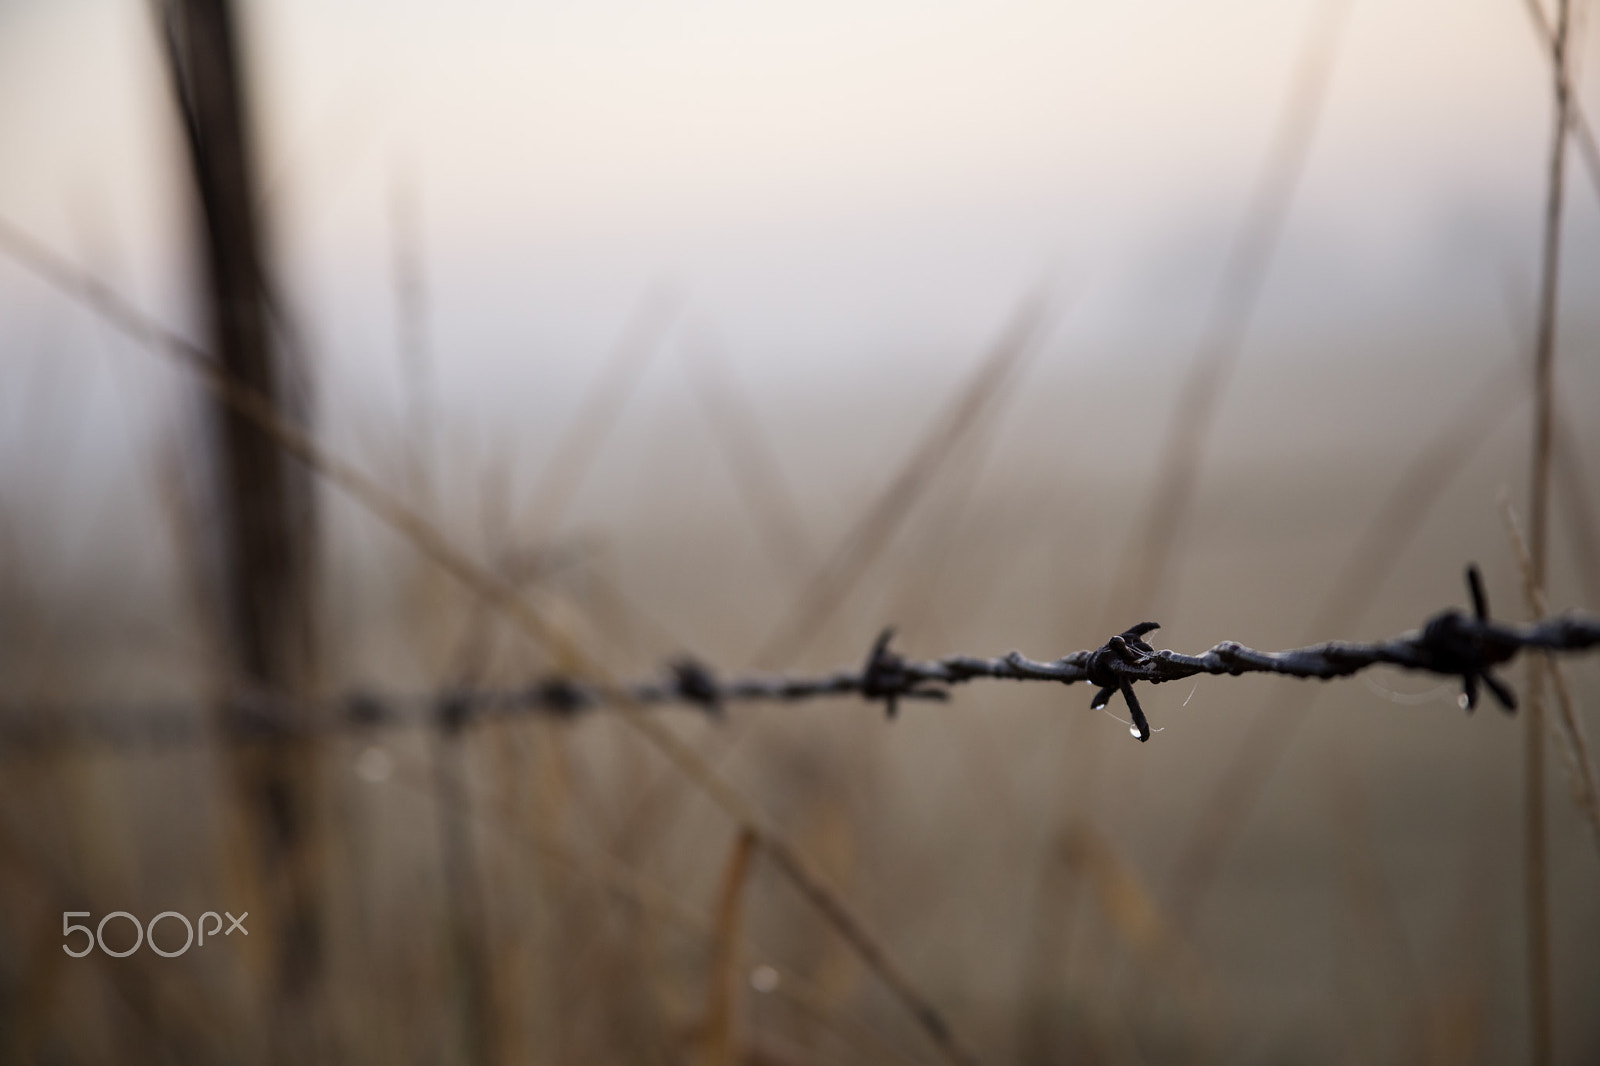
[5,568,1595,753]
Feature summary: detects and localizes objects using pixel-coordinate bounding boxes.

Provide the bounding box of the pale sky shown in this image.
[0,0,1594,408]
[2,0,1598,622]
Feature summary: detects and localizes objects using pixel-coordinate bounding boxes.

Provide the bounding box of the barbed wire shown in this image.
[4,567,1596,755]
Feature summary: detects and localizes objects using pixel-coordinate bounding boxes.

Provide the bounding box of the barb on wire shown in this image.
[4,567,1596,754]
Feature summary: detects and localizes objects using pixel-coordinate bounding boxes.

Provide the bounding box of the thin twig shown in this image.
[1521,0,1600,206]
[1501,499,1600,856]
[699,828,758,1066]
[1553,413,1600,605]
[1523,0,1572,1060]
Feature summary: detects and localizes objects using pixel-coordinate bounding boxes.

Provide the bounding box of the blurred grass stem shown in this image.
[1523,0,1571,1059]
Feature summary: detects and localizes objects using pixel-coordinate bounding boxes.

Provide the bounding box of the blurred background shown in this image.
[1,0,1598,1063]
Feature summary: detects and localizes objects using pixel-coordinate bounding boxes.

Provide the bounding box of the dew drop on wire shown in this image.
[1130,726,1141,738]
[1458,693,1471,710]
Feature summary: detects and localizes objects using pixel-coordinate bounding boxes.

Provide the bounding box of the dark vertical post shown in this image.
[158,1,323,1058]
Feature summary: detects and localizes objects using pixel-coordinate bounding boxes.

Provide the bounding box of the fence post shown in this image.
[158,1,324,1058]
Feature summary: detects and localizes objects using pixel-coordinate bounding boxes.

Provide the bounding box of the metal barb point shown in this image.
[670,656,723,720]
[10,576,1600,753]
[860,628,947,718]
[864,628,904,719]
[1415,565,1519,716]
[1084,622,1162,741]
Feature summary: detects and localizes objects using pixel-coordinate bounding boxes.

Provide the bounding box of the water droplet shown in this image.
[1458,693,1471,711]
[1130,726,1141,738]
[355,746,393,784]
[749,965,780,993]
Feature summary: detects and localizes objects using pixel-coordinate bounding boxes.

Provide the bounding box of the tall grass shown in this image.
[2,1,1599,1063]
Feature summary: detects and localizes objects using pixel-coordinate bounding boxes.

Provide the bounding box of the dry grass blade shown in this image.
[1501,499,1600,858]
[1521,0,1572,1059]
[1553,413,1600,605]
[1521,0,1600,205]
[699,828,758,1066]
[751,293,1055,669]
[388,166,436,506]
[681,327,817,582]
[1324,751,1422,990]
[612,713,981,1066]
[1060,821,1201,987]
[1102,0,1353,622]
[0,216,980,1066]
[431,723,499,1066]
[884,358,1050,653]
[519,289,681,539]
[1322,747,1444,1059]
[610,326,828,858]
[1167,362,1524,931]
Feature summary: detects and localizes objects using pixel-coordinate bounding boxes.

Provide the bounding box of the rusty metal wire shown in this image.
[4,567,1596,754]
